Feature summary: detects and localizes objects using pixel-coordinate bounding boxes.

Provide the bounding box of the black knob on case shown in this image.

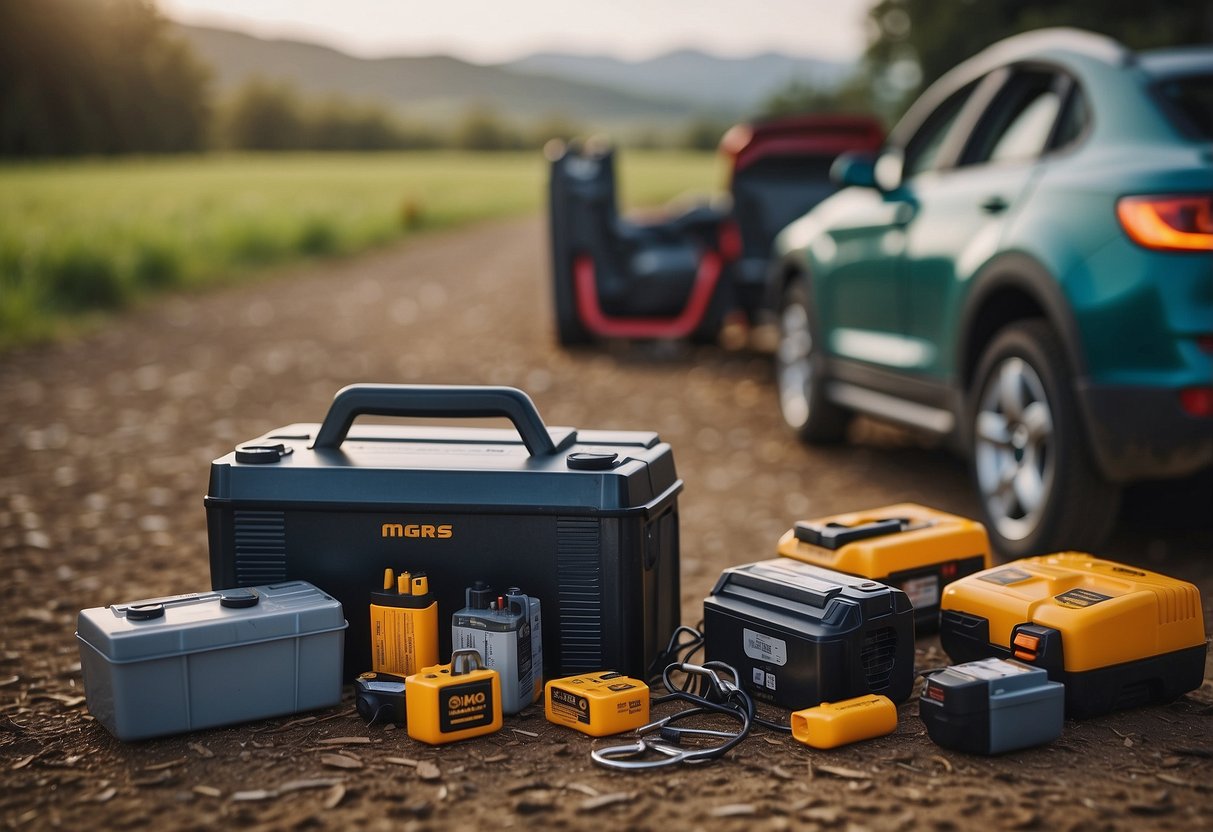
[235,444,291,464]
[566,451,618,470]
[219,588,259,608]
[126,603,165,620]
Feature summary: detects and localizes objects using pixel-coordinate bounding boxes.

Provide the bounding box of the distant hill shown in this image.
[175,24,854,128]
[175,24,708,125]
[506,50,852,113]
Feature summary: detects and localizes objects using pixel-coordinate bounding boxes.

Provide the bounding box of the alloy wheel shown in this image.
[973,356,1055,542]
[776,299,813,430]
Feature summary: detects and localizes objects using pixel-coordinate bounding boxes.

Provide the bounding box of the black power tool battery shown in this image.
[703,559,915,710]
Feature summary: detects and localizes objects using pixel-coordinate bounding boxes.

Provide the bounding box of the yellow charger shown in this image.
[545,672,650,737]
[790,694,898,749]
[940,552,1207,718]
[778,503,991,631]
[405,649,502,745]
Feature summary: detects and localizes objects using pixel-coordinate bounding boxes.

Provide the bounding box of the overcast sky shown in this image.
[159,0,872,63]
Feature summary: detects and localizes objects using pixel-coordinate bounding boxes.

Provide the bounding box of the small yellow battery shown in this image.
[405,649,502,745]
[545,672,650,737]
[790,694,897,749]
[370,568,439,677]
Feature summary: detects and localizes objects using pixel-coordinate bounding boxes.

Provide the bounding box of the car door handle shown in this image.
[980,196,1009,214]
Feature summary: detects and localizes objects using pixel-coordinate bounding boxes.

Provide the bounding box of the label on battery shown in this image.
[958,658,1034,680]
[372,606,428,675]
[1053,588,1113,608]
[455,628,520,687]
[899,575,940,608]
[978,568,1032,586]
[743,628,787,666]
[439,679,495,732]
[549,688,591,724]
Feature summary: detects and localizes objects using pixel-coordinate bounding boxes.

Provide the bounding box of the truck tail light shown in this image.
[1116,195,1213,252]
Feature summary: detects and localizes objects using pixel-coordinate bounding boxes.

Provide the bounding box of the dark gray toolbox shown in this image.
[206,384,682,680]
[703,558,916,710]
[76,581,346,740]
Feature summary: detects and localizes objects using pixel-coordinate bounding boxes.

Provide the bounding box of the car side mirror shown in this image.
[830,152,877,188]
[873,150,905,192]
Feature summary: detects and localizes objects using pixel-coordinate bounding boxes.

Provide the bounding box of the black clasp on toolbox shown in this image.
[206,384,683,681]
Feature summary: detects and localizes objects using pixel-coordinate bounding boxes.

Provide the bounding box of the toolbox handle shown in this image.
[312,384,562,457]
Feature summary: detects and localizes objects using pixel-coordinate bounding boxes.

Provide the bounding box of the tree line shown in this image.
[3,0,1210,157]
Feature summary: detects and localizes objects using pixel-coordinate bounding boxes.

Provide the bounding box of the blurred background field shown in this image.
[0,149,717,349]
[2,0,1206,353]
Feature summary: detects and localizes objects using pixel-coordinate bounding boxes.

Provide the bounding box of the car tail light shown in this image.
[1197,335,1213,355]
[1116,195,1213,251]
[1179,387,1213,418]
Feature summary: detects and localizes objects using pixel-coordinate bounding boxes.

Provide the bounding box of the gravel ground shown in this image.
[2,217,1211,831]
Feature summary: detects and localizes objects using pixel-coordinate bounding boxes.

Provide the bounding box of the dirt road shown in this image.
[2,218,1210,831]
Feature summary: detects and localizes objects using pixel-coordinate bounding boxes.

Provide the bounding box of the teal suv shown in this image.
[770,29,1213,556]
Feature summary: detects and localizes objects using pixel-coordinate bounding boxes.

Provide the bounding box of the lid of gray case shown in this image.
[76,581,346,663]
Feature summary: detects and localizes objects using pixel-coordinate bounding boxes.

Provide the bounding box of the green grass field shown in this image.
[0,150,721,350]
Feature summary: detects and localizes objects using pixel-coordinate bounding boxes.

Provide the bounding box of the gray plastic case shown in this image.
[76,581,347,741]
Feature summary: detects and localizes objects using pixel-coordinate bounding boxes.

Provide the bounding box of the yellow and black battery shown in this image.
[405,649,502,744]
[777,503,991,632]
[370,568,439,677]
[545,671,650,736]
[940,553,1208,718]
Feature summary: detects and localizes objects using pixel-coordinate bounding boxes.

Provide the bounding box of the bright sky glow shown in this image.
[158,0,871,63]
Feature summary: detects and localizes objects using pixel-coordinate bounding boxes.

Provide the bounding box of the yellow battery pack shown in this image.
[545,672,650,737]
[777,503,991,631]
[790,694,898,749]
[370,568,439,677]
[940,552,1208,718]
[405,649,502,744]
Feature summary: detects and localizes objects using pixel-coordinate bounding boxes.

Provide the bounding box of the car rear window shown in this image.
[1155,74,1213,141]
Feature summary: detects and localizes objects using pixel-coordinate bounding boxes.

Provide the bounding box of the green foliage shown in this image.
[760,75,886,122]
[223,78,306,151]
[0,150,717,350]
[0,0,211,156]
[218,79,451,151]
[682,118,733,152]
[453,107,525,151]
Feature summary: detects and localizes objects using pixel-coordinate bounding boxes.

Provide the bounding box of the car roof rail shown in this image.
[981,27,1133,68]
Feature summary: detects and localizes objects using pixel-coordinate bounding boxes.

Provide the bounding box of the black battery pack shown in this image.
[205,384,682,680]
[703,559,915,710]
[919,658,1064,755]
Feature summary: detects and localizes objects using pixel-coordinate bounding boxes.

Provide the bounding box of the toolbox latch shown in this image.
[794,518,907,550]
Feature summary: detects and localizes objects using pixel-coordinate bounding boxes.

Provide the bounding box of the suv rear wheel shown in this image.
[776,275,850,442]
[969,319,1120,556]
